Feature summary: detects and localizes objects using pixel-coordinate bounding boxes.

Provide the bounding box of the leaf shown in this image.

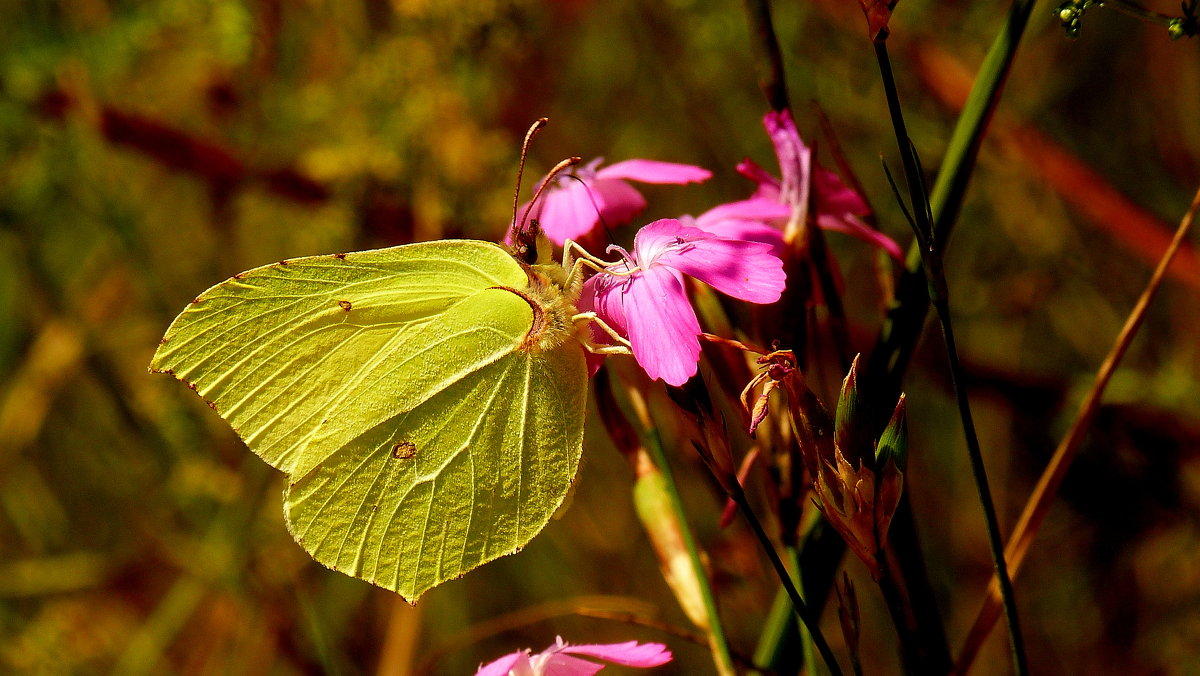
[151,240,587,601]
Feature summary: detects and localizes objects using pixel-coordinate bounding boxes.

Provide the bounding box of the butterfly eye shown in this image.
[513,219,542,265]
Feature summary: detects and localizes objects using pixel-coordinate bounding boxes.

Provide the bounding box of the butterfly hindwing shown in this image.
[283,297,587,599]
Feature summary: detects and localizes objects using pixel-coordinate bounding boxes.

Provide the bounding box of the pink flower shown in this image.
[475,637,672,676]
[521,158,712,245]
[579,219,785,387]
[732,110,903,261]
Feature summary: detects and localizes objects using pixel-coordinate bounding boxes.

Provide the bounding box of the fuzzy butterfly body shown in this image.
[151,239,587,601]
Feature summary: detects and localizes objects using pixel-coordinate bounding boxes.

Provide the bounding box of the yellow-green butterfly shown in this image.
[151,140,626,602]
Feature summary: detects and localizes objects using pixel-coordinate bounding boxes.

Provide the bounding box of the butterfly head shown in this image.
[509,217,554,267]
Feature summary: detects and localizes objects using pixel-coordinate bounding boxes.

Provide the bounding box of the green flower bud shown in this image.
[834,355,868,467]
[1169,17,1187,40]
[875,394,908,471]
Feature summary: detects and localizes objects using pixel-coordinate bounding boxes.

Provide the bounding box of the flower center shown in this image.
[604,244,639,274]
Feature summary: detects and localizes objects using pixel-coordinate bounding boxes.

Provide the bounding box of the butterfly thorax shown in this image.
[500,225,585,354]
[509,262,580,353]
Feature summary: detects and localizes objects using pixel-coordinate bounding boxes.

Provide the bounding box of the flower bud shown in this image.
[1168,17,1190,40]
[875,394,908,471]
[873,395,907,547]
[834,355,870,468]
[813,393,909,578]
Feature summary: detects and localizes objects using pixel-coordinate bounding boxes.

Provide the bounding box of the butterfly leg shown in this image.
[571,311,633,355]
[561,239,636,290]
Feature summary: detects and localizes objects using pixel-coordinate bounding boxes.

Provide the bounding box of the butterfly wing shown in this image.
[151,240,587,600]
[285,302,587,599]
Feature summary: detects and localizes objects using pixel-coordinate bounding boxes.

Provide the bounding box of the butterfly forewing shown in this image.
[151,241,530,475]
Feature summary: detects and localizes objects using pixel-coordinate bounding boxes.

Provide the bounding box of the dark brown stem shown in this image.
[876,547,924,676]
[741,0,790,112]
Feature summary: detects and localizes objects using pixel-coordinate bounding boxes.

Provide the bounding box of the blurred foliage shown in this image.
[1,0,1199,674]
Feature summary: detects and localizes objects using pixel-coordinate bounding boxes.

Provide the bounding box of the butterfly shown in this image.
[151,133,627,601]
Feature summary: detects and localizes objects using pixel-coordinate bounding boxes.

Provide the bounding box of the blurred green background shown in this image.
[2,0,1199,673]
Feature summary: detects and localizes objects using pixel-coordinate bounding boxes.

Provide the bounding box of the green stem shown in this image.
[750,545,819,675]
[793,545,820,676]
[871,40,958,675]
[1098,0,1178,27]
[865,11,1041,645]
[930,0,1038,246]
[875,28,1030,676]
[868,0,1040,395]
[929,292,1030,675]
[731,487,844,676]
[751,551,803,673]
[752,584,800,673]
[642,428,738,676]
[873,41,933,237]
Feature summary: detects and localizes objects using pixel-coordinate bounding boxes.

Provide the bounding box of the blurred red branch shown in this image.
[38,89,329,207]
[910,46,1200,291]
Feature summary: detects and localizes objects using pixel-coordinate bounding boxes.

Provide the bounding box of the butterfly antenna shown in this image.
[566,174,617,246]
[512,118,549,231]
[518,156,581,235]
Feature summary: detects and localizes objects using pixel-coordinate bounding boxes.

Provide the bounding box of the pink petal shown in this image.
[668,239,785,304]
[813,166,869,216]
[475,650,528,676]
[541,654,607,676]
[596,159,712,184]
[590,178,647,227]
[634,220,785,304]
[583,267,631,336]
[763,109,811,204]
[817,213,904,262]
[690,217,786,258]
[560,641,674,667]
[621,265,702,386]
[577,273,628,378]
[535,178,603,244]
[695,198,792,225]
[736,157,780,194]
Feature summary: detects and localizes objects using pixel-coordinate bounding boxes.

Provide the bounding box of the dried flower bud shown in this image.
[836,572,861,656]
[668,376,737,493]
[814,445,884,576]
[859,0,899,42]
